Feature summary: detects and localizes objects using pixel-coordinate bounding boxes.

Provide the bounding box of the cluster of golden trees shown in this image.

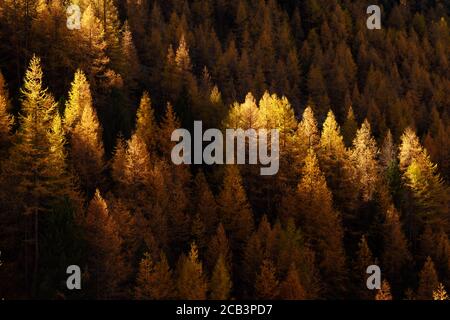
[0,54,448,299]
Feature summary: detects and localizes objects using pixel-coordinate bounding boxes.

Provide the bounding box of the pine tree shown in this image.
[84,190,126,299]
[210,254,232,300]
[71,97,105,193]
[375,280,392,300]
[417,257,439,300]
[176,243,208,300]
[278,263,306,300]
[255,259,279,299]
[297,148,347,297]
[135,252,174,300]
[349,119,379,201]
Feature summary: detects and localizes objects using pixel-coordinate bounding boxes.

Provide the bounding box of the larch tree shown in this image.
[157,103,181,159]
[206,223,231,274]
[291,106,320,171]
[93,0,122,71]
[254,259,279,300]
[433,283,449,300]
[417,257,440,300]
[217,166,254,254]
[349,119,380,202]
[135,91,156,153]
[192,171,219,249]
[353,235,376,299]
[342,106,358,147]
[399,128,448,230]
[0,71,13,150]
[84,190,126,299]
[176,243,208,300]
[6,56,69,294]
[382,206,412,291]
[319,110,353,208]
[120,21,140,93]
[210,254,232,300]
[278,263,306,300]
[79,4,110,90]
[135,252,174,300]
[71,96,105,193]
[297,148,347,297]
[375,280,393,300]
[64,70,93,132]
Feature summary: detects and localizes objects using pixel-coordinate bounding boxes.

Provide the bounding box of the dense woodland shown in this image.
[0,0,449,300]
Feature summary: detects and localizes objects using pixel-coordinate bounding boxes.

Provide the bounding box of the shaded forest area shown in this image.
[0,0,449,300]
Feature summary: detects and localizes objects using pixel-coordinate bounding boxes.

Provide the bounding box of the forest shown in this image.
[0,0,449,300]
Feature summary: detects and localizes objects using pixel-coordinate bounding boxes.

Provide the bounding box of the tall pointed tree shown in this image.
[210,254,232,300]
[71,97,105,193]
[135,91,156,153]
[64,70,93,132]
[255,259,279,299]
[297,148,347,297]
[176,243,208,300]
[217,166,254,253]
[135,252,174,300]
[84,190,126,299]
[0,71,13,150]
[350,119,380,202]
[278,263,306,300]
[417,257,439,300]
